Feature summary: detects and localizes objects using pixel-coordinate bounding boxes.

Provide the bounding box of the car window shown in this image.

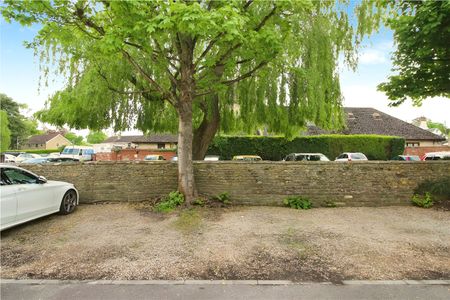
[351,153,366,160]
[295,155,306,161]
[309,155,320,161]
[83,149,94,155]
[3,168,38,184]
[337,154,347,159]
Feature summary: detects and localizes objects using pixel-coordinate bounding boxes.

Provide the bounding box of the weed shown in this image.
[283,196,312,210]
[214,192,231,205]
[173,209,202,234]
[193,198,205,206]
[411,192,433,208]
[154,191,184,213]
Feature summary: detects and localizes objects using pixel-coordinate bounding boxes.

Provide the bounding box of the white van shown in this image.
[60,146,94,161]
[422,152,450,161]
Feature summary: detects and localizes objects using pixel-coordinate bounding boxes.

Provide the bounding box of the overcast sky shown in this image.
[1,16,449,137]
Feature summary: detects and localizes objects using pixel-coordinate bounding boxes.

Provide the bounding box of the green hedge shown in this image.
[207,135,405,161]
[6,149,60,154]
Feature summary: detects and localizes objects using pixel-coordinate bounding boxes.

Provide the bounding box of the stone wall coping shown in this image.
[17,160,450,166]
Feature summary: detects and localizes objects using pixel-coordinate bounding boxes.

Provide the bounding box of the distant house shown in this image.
[95,134,178,153]
[306,107,446,147]
[22,132,72,150]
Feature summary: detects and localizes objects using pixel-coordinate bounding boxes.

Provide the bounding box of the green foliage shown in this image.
[427,121,449,137]
[192,198,205,206]
[1,110,11,151]
[214,192,231,205]
[154,191,185,213]
[0,93,41,148]
[64,132,84,145]
[86,131,107,144]
[414,177,450,200]
[411,193,433,208]
[283,196,312,210]
[2,1,384,136]
[378,1,450,105]
[207,135,405,161]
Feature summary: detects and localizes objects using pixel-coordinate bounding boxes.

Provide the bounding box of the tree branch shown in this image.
[221,61,267,85]
[122,50,175,105]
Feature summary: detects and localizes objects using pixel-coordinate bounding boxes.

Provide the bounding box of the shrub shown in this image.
[154,191,184,212]
[214,192,231,205]
[192,198,205,206]
[207,135,404,161]
[283,196,312,210]
[411,193,433,208]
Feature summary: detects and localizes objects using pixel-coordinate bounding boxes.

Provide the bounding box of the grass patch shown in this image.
[172,209,202,234]
[279,228,309,259]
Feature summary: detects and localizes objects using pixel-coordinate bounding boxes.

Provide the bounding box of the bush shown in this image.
[207,135,405,161]
[283,196,312,210]
[411,193,433,208]
[154,191,184,212]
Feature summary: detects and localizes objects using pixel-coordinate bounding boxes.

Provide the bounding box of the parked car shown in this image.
[22,157,79,164]
[204,155,220,161]
[144,155,165,161]
[60,146,94,161]
[15,153,42,163]
[3,154,17,163]
[283,153,330,162]
[232,155,262,161]
[170,156,178,162]
[391,155,420,161]
[0,164,79,231]
[335,152,368,161]
[422,152,450,161]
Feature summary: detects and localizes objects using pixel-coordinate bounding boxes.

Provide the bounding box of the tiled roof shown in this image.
[26,133,62,144]
[104,134,178,144]
[305,107,445,141]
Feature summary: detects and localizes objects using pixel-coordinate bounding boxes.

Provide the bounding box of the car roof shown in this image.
[290,153,326,156]
[63,145,93,149]
[234,155,261,158]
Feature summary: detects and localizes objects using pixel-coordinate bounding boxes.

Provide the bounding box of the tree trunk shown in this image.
[177,101,197,203]
[193,94,220,160]
[177,35,197,204]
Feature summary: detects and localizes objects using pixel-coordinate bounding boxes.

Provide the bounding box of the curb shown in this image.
[1,279,449,286]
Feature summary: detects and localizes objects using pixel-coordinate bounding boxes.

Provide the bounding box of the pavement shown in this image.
[1,280,450,300]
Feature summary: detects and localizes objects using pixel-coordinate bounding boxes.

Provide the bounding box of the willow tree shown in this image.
[2,0,383,202]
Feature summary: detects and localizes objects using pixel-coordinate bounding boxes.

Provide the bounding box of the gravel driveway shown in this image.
[1,204,449,282]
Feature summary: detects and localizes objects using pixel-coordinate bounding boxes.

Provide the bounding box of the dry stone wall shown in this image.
[22,161,450,207]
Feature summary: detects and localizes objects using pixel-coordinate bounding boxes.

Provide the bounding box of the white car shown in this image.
[0,164,79,231]
[3,154,17,163]
[283,153,330,161]
[15,153,42,163]
[335,152,368,161]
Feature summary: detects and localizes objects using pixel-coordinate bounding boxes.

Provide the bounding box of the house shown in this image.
[93,134,178,161]
[305,107,448,157]
[96,134,178,152]
[22,132,72,150]
[305,107,446,146]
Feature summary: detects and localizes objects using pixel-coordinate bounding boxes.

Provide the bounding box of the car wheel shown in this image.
[59,190,77,215]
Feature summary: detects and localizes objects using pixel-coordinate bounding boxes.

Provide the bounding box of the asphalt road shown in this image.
[1,281,450,300]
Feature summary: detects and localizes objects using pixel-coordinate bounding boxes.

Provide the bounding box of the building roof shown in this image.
[104,134,178,144]
[26,133,62,144]
[305,107,445,141]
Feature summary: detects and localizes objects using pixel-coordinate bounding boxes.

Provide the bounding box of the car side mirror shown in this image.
[37,176,47,184]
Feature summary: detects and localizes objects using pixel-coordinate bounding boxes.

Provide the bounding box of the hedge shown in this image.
[206,135,405,161]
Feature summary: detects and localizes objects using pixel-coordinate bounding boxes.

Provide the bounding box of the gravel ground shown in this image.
[1,204,449,282]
